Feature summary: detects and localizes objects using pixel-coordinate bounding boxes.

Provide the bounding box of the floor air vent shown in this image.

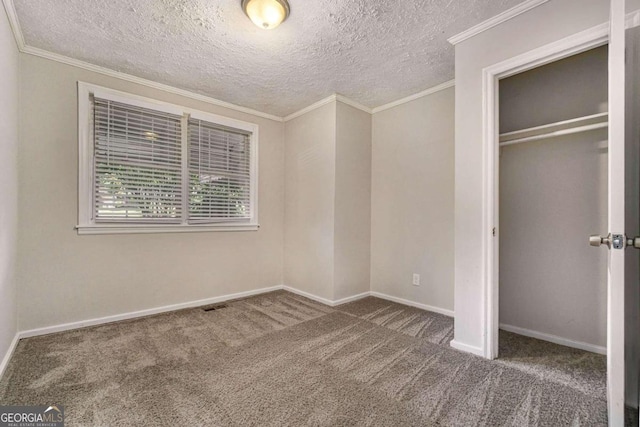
[202,304,228,312]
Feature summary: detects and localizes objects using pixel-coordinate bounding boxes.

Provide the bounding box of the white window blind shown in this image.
[188,118,252,222]
[79,83,259,234]
[93,97,183,223]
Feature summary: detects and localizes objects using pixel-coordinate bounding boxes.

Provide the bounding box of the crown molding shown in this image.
[447,0,549,46]
[2,0,24,49]
[372,80,455,114]
[335,95,373,114]
[21,46,284,122]
[283,94,337,121]
[283,93,374,122]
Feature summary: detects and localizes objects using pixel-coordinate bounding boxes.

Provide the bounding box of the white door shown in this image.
[592,0,634,424]
[625,4,640,423]
[605,3,640,424]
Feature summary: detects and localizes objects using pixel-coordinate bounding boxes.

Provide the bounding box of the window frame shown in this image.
[77,82,259,235]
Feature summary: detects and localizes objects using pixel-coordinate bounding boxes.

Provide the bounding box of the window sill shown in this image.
[76,223,260,235]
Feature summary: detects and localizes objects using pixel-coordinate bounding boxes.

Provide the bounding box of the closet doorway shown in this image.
[496,42,609,390]
[497,47,609,354]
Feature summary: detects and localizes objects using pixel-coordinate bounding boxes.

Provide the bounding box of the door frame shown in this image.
[481,8,640,424]
[480,23,609,361]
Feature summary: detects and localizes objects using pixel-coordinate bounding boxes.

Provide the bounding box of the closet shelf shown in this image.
[499,112,608,146]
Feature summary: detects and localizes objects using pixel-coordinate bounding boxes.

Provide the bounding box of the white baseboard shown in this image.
[369,292,454,317]
[0,333,20,381]
[13,284,453,346]
[333,291,371,306]
[18,285,283,339]
[499,323,606,355]
[282,287,454,317]
[282,286,336,306]
[17,285,371,341]
[450,339,485,357]
[281,286,369,307]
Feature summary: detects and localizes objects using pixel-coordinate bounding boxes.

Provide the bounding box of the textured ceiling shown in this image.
[14,0,523,116]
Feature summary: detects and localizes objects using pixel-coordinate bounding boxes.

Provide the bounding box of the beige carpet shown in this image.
[0,290,607,426]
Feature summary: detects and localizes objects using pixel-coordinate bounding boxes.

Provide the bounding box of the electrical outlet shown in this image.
[412,274,420,286]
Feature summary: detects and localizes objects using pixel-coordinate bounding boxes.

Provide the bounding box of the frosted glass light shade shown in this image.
[242,0,290,30]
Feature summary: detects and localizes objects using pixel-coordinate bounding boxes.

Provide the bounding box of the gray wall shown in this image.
[18,55,286,331]
[499,46,608,132]
[498,47,608,348]
[284,102,337,300]
[453,0,612,352]
[371,88,455,311]
[334,102,372,301]
[284,100,372,302]
[0,3,19,364]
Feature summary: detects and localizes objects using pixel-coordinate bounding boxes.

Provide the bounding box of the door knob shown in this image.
[590,234,612,248]
[590,234,640,249]
[627,236,640,249]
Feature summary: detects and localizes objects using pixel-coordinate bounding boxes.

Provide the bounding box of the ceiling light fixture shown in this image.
[241,0,290,30]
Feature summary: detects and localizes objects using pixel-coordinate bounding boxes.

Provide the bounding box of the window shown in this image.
[93,98,184,223]
[77,82,259,234]
[187,116,253,223]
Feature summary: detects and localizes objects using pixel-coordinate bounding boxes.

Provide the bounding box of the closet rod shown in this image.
[499,122,608,147]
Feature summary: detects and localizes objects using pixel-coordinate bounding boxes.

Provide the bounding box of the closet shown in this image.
[497,46,609,353]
